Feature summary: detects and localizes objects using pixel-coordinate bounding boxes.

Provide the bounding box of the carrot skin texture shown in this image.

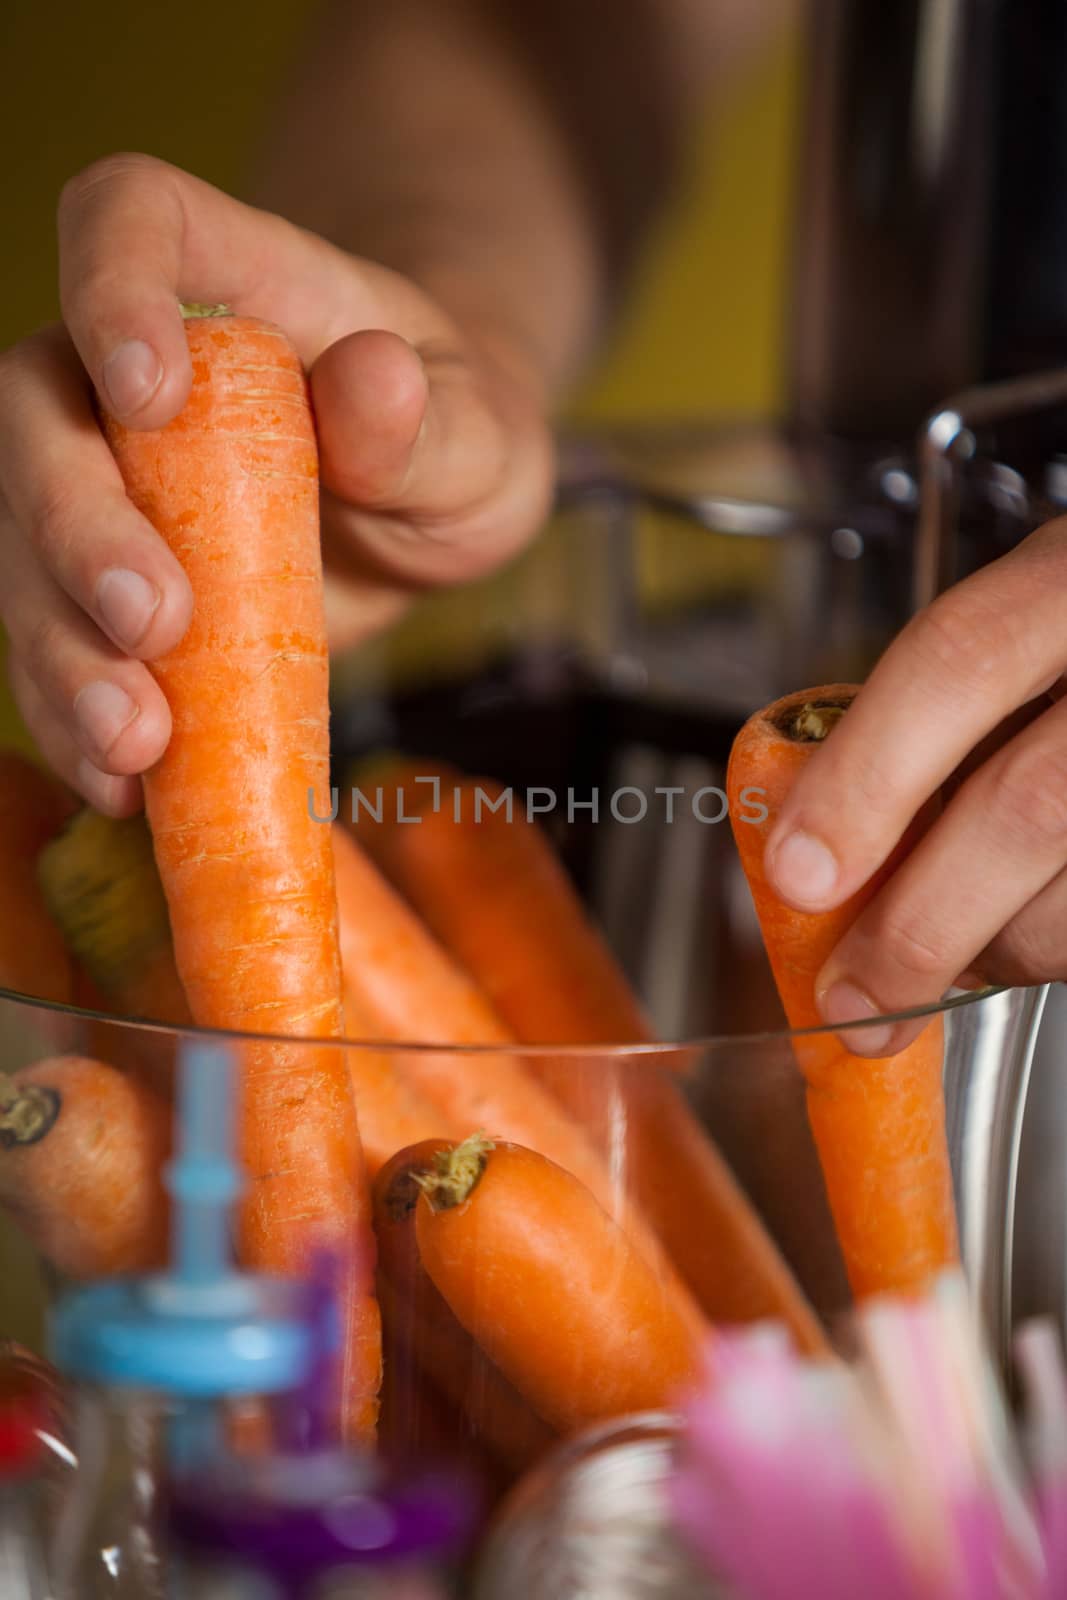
[0,1056,169,1277]
[354,773,827,1353]
[354,767,653,1045]
[726,684,960,1298]
[0,753,77,1005]
[373,1141,555,1472]
[416,1139,705,1435]
[103,315,380,1441]
[332,823,708,1341]
[342,983,458,1180]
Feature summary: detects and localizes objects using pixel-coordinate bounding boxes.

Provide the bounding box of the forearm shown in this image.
[246,0,725,403]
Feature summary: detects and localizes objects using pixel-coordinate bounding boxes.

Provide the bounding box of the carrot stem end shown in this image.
[0,1083,60,1148]
[415,1132,495,1212]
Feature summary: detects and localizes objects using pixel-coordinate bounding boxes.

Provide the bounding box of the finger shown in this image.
[0,328,192,657]
[314,332,554,588]
[0,528,172,779]
[8,657,142,817]
[763,519,1067,914]
[56,153,435,430]
[814,692,1067,1053]
[968,863,1067,987]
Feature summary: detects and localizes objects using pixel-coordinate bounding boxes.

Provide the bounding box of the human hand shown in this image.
[762,519,1067,1052]
[0,154,554,816]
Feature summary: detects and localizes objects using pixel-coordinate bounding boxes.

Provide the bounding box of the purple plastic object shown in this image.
[169,1460,476,1592]
[273,1253,344,1457]
[167,1253,478,1597]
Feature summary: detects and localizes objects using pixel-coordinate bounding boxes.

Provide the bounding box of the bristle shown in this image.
[37,809,173,992]
[672,1272,1059,1600]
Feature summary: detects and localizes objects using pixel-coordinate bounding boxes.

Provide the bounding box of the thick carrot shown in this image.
[373,1140,555,1473]
[349,773,827,1353]
[0,753,77,1006]
[331,823,707,1339]
[353,765,652,1044]
[38,809,191,1026]
[414,1134,704,1434]
[0,1056,169,1276]
[726,684,960,1298]
[103,309,380,1442]
[332,819,515,1048]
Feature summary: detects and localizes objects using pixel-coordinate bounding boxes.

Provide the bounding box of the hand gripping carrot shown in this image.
[0,752,77,1006]
[373,1140,555,1473]
[331,823,708,1339]
[103,308,380,1440]
[413,1135,705,1435]
[0,1057,169,1277]
[726,685,960,1298]
[349,772,827,1354]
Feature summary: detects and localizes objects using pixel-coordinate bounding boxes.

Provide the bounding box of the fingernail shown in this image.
[101,339,162,417]
[73,680,139,759]
[96,567,160,649]
[769,830,839,908]
[820,981,894,1056]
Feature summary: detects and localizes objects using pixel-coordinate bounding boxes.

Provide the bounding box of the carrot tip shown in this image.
[415,1132,495,1213]
[0,1083,60,1149]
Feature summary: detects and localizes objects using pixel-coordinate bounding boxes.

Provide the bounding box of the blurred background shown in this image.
[0,0,801,750]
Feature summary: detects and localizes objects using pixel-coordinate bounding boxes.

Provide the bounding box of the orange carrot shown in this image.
[414,1134,704,1435]
[0,1056,169,1276]
[103,308,380,1441]
[0,753,77,1006]
[354,766,652,1044]
[373,1140,556,1473]
[38,809,192,1027]
[377,1325,494,1490]
[342,986,457,1180]
[350,773,827,1353]
[331,823,708,1340]
[726,685,960,1298]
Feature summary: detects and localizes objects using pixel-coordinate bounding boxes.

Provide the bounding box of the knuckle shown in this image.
[22,613,67,689]
[909,591,1024,694]
[58,152,161,223]
[988,742,1067,849]
[873,903,950,982]
[27,480,82,569]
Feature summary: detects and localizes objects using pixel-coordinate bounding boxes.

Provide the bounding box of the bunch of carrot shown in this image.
[0,307,961,1479]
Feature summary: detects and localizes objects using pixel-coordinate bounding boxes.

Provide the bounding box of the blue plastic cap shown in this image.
[47,1041,315,1399]
[49,1277,312,1396]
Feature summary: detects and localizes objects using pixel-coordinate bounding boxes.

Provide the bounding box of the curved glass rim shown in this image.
[0,981,1032,1060]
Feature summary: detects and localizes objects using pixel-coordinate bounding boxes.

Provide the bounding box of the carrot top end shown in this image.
[415,1131,495,1213]
[771,697,853,744]
[0,1083,60,1148]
